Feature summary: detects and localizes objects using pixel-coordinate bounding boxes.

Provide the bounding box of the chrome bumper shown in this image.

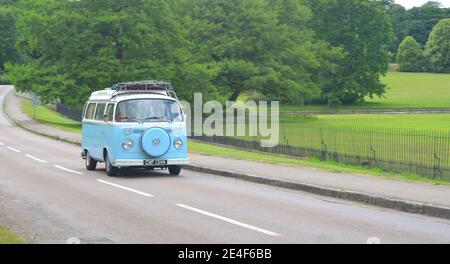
[114,158,189,167]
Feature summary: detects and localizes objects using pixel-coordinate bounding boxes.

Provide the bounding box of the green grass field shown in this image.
[280,72,450,111]
[279,114,450,131]
[0,225,23,244]
[373,72,450,109]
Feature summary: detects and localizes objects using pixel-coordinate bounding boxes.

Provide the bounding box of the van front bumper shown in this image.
[114,158,189,167]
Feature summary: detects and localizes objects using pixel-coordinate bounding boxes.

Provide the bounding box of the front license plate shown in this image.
[144,160,168,166]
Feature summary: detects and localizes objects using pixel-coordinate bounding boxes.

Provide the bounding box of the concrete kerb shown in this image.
[184,164,450,219]
[4,89,450,220]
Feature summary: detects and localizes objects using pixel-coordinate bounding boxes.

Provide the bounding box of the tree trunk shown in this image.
[228,89,241,102]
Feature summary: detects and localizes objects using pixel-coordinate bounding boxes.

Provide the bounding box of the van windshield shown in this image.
[115,99,183,123]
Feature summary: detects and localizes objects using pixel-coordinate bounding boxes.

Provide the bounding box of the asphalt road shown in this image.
[1,87,450,244]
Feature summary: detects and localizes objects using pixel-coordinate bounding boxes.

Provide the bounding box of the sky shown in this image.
[395,0,450,9]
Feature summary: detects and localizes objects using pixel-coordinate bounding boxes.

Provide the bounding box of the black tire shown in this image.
[85,151,97,171]
[168,165,181,176]
[104,152,118,177]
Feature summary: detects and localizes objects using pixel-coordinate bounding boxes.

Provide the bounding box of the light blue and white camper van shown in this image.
[81,81,188,176]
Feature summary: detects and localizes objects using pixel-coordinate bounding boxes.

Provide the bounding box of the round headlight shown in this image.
[174,139,183,150]
[122,140,133,151]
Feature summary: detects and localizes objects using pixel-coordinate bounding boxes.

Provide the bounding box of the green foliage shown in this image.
[0,224,23,244]
[0,7,18,69]
[7,0,394,106]
[175,0,341,104]
[0,0,18,5]
[307,0,393,105]
[396,36,424,72]
[0,72,11,85]
[384,1,450,54]
[174,63,223,104]
[425,18,450,73]
[8,0,185,106]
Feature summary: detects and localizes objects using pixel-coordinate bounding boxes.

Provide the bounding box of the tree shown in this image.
[0,7,17,70]
[0,0,18,4]
[380,0,408,55]
[425,18,450,73]
[396,36,424,72]
[406,2,449,46]
[384,1,450,54]
[175,0,339,104]
[7,0,186,107]
[306,0,393,105]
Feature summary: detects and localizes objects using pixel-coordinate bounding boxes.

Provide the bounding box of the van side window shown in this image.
[95,103,106,120]
[85,103,96,120]
[82,103,88,119]
[106,104,115,122]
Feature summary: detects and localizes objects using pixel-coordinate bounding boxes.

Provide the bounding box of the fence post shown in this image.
[320,128,327,161]
[433,131,441,179]
[433,153,441,179]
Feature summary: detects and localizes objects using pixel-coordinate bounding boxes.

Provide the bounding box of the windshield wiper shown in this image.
[143,117,172,123]
[121,117,143,123]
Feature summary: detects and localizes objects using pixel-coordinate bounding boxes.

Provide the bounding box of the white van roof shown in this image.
[88,80,178,102]
[88,89,176,102]
[88,89,115,101]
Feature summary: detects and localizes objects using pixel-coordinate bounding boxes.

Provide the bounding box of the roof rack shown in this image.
[112,80,172,92]
[110,80,175,99]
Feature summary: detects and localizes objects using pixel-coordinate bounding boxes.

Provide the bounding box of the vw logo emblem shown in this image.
[152,138,161,146]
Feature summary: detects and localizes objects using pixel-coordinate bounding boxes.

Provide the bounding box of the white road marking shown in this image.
[176,204,281,237]
[0,142,4,146]
[7,146,21,153]
[54,165,84,175]
[96,179,154,198]
[25,154,48,164]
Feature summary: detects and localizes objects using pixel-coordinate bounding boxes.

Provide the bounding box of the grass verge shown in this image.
[21,99,81,133]
[0,225,23,244]
[19,97,449,185]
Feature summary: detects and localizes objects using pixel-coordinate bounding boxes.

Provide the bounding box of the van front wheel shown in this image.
[85,151,97,171]
[105,152,118,177]
[168,165,181,176]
